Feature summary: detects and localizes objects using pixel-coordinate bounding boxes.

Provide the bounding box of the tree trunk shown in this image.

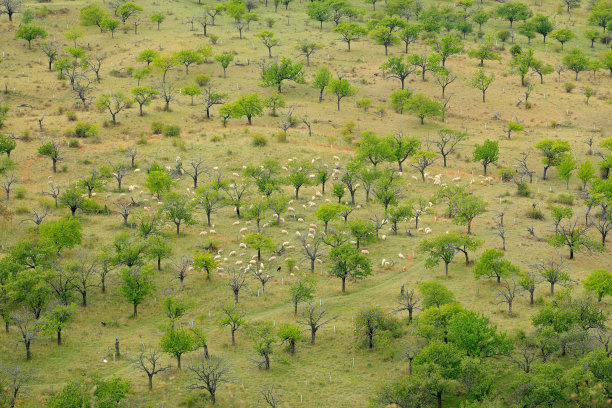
[177,354,181,369]
[311,330,316,344]
[231,330,235,345]
[133,303,138,317]
[341,276,346,292]
[294,302,298,316]
[52,158,57,173]
[550,282,555,295]
[57,329,62,345]
[82,292,87,307]
[25,341,31,361]
[148,374,153,390]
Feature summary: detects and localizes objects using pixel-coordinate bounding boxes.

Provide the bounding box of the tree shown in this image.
[386,131,420,172]
[134,347,170,390]
[584,269,612,302]
[217,301,246,345]
[15,24,47,49]
[556,154,576,189]
[551,28,575,49]
[39,217,82,254]
[447,310,512,356]
[95,92,130,125]
[160,326,199,369]
[380,55,413,90]
[244,233,275,262]
[496,3,533,28]
[10,308,41,360]
[333,23,367,51]
[328,243,371,292]
[535,139,571,180]
[226,269,248,304]
[43,303,76,345]
[136,49,159,67]
[511,48,538,86]
[58,184,84,217]
[80,4,107,30]
[131,86,157,116]
[469,68,494,102]
[288,277,315,316]
[563,48,589,80]
[232,93,264,125]
[174,50,203,74]
[472,9,490,32]
[430,33,463,68]
[260,57,304,93]
[355,306,399,349]
[119,266,155,317]
[348,219,376,248]
[548,218,603,259]
[195,186,223,227]
[410,150,437,182]
[298,303,337,344]
[193,252,218,281]
[38,139,63,173]
[406,94,442,125]
[532,14,554,43]
[312,67,332,103]
[434,69,457,98]
[102,17,120,37]
[150,12,165,30]
[434,128,467,168]
[368,17,405,55]
[474,249,519,284]
[117,2,142,23]
[153,55,176,83]
[256,31,279,58]
[472,139,498,175]
[295,41,320,67]
[306,1,331,30]
[454,195,487,235]
[419,235,460,278]
[187,355,230,405]
[314,203,343,233]
[249,322,275,370]
[201,85,226,119]
[146,235,171,273]
[327,77,355,111]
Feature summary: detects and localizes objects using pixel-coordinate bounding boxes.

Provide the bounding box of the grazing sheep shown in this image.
[229,251,236,256]
[239,242,247,248]
[235,261,242,265]
[268,256,276,261]
[209,230,217,234]
[200,231,207,236]
[281,230,288,235]
[282,241,290,246]
[398,253,405,259]
[361,249,370,254]
[249,260,257,265]
[424,227,432,234]
[381,235,387,240]
[295,231,302,237]
[297,218,304,222]
[233,221,240,226]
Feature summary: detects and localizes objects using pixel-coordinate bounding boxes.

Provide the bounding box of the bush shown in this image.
[14,186,27,199]
[497,30,511,43]
[163,125,181,137]
[68,139,80,148]
[137,136,148,145]
[564,82,575,93]
[517,182,531,197]
[74,122,98,138]
[172,139,187,150]
[509,44,522,57]
[15,205,30,215]
[555,193,574,205]
[252,134,267,147]
[526,207,544,220]
[209,34,219,45]
[497,168,514,182]
[274,132,287,143]
[150,121,163,135]
[81,198,106,215]
[194,74,210,87]
[66,111,77,121]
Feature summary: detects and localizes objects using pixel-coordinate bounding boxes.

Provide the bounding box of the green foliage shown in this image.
[327,78,356,111]
[583,269,612,302]
[418,280,456,308]
[472,139,499,175]
[474,249,520,283]
[119,265,156,316]
[354,306,401,349]
[277,323,301,354]
[260,57,304,93]
[39,217,82,254]
[447,310,512,357]
[145,169,173,198]
[328,243,372,292]
[406,93,442,125]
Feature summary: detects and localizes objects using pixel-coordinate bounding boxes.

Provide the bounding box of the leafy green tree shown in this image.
[260,57,304,93]
[38,139,62,173]
[551,28,575,49]
[306,1,331,31]
[327,77,355,111]
[150,12,165,30]
[113,232,148,268]
[146,235,172,271]
[380,55,413,89]
[244,233,275,261]
[385,132,420,172]
[101,17,120,37]
[116,2,142,23]
[368,17,406,55]
[472,9,490,32]
[160,326,199,369]
[410,150,437,182]
[217,301,246,346]
[328,243,372,292]
[429,33,463,68]
[312,66,332,102]
[173,50,203,74]
[419,234,460,278]
[448,310,512,357]
[535,139,571,179]
[193,252,218,281]
[153,55,177,83]
[531,59,554,84]
[474,249,519,284]
[195,185,224,227]
[577,160,596,189]
[389,89,411,113]
[348,219,376,248]
[531,14,554,43]
[418,281,456,309]
[285,162,312,199]
[398,24,421,53]
[496,2,533,28]
[288,277,315,316]
[556,154,576,188]
[333,22,367,51]
[93,377,132,408]
[145,169,173,198]
[354,306,399,349]
[95,92,130,124]
[43,303,76,345]
[47,379,92,408]
[454,195,487,234]
[511,48,538,86]
[406,94,442,125]
[470,68,495,102]
[119,265,155,317]
[39,217,82,254]
[583,269,612,302]
[14,24,46,49]
[80,4,108,30]
[563,48,589,80]
[467,41,501,67]
[315,202,346,233]
[232,93,264,125]
[136,49,159,67]
[256,31,279,57]
[548,218,603,259]
[132,86,157,116]
[472,139,499,175]
[59,184,84,217]
[295,41,321,66]
[277,323,301,355]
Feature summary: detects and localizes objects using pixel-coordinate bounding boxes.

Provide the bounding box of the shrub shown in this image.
[66,111,77,121]
[14,187,27,199]
[252,134,267,147]
[564,82,575,93]
[497,168,514,182]
[509,44,522,57]
[68,139,80,148]
[286,258,296,271]
[555,193,574,205]
[172,139,186,151]
[517,182,531,197]
[81,198,106,214]
[526,207,544,220]
[15,205,30,215]
[150,121,164,135]
[74,121,98,138]
[163,125,181,137]
[274,132,287,143]
[137,136,148,145]
[194,74,211,87]
[209,34,219,44]
[497,30,511,43]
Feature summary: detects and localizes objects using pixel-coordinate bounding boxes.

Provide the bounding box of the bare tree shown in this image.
[302,116,312,137]
[0,173,16,202]
[187,354,231,405]
[251,266,273,294]
[73,75,95,110]
[41,41,59,71]
[394,286,421,323]
[260,385,282,408]
[87,53,106,83]
[227,269,248,303]
[20,208,48,229]
[496,278,522,316]
[42,182,61,207]
[173,257,193,292]
[0,0,22,21]
[370,213,387,239]
[114,200,132,226]
[297,303,338,344]
[511,340,538,373]
[70,255,98,307]
[124,147,138,168]
[184,158,207,189]
[514,152,535,183]
[223,182,249,218]
[584,133,597,155]
[495,210,507,251]
[533,258,570,295]
[158,82,175,111]
[134,347,170,390]
[592,327,612,357]
[110,162,130,190]
[300,233,324,273]
[0,360,30,408]
[11,309,41,361]
[201,85,226,119]
[434,129,466,168]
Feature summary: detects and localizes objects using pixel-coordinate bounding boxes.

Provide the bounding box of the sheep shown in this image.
[240,227,248,233]
[288,207,295,212]
[214,255,222,260]
[249,260,257,265]
[424,227,432,234]
[245,221,252,225]
[239,242,247,248]
[281,229,288,235]
[297,218,304,222]
[233,221,240,226]
[398,253,405,259]
[315,191,322,197]
[209,230,217,234]
[295,231,302,237]
[411,175,418,181]
[268,256,276,262]
[286,245,295,249]
[200,231,207,236]
[381,235,387,240]
[229,251,236,256]
[361,249,370,254]
[282,241,290,247]
[235,261,243,265]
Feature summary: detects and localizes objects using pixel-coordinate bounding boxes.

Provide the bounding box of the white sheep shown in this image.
[200,231,207,236]
[361,249,370,254]
[239,242,247,248]
[209,230,217,234]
